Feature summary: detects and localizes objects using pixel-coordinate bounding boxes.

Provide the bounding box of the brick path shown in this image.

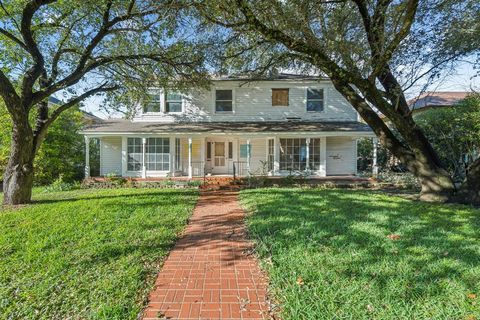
[142,190,271,320]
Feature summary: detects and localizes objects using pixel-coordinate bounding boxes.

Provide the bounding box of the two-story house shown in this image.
[81,73,375,179]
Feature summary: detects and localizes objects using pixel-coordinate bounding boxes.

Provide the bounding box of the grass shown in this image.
[0,188,198,319]
[240,188,480,320]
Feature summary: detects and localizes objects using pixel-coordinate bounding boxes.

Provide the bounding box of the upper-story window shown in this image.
[272,88,289,106]
[144,90,161,113]
[306,88,324,112]
[165,92,182,113]
[215,89,233,112]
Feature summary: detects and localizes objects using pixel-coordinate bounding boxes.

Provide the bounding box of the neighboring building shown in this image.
[408,91,470,114]
[81,73,375,178]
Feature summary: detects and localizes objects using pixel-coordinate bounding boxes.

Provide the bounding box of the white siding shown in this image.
[100,137,122,176]
[133,80,358,123]
[326,137,356,175]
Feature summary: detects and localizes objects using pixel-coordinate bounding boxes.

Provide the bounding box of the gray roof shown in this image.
[211,72,327,82]
[82,120,373,134]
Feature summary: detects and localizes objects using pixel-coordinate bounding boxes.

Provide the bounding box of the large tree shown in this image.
[0,0,207,205]
[196,0,480,203]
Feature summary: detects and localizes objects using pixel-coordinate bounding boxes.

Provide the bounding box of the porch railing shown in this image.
[233,161,248,179]
[191,161,205,177]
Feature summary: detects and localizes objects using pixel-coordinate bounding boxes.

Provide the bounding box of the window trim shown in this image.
[145,137,171,172]
[305,87,325,113]
[271,88,290,107]
[213,88,235,113]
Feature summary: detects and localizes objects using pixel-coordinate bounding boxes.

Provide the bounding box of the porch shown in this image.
[84,133,379,179]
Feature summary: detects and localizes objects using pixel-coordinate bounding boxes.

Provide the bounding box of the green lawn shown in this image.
[240,188,480,320]
[0,188,198,319]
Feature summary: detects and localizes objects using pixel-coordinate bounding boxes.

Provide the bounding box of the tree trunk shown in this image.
[2,122,35,205]
[453,158,480,205]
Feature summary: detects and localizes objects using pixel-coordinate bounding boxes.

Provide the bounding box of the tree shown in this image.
[415,94,480,182]
[0,0,207,205]
[0,102,87,185]
[196,0,480,203]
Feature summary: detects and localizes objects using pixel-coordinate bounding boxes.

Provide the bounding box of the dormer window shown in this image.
[144,90,161,113]
[165,92,182,113]
[306,88,324,112]
[215,89,233,112]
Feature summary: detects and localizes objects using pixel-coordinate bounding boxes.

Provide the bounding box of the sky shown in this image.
[79,60,479,119]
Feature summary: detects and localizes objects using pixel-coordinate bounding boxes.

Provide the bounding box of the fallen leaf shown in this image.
[387,234,401,240]
[464,315,476,320]
[468,293,477,299]
[296,277,304,286]
[366,304,374,313]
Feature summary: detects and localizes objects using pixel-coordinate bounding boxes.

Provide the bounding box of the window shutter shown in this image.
[272,88,289,106]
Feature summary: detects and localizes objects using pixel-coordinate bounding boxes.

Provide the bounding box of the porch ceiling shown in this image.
[82,120,373,135]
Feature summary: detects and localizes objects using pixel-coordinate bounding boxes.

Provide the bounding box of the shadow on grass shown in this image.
[242,189,480,304]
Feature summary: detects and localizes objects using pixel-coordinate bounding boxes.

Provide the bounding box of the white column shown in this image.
[84,136,90,178]
[170,137,176,175]
[142,137,147,178]
[200,137,205,176]
[121,137,127,176]
[305,138,310,172]
[320,137,327,177]
[188,137,193,178]
[274,136,280,175]
[372,137,379,177]
[246,138,251,175]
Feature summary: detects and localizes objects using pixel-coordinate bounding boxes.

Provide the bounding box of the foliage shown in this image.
[241,188,480,319]
[42,175,80,193]
[0,102,86,185]
[357,138,388,173]
[197,0,480,201]
[414,94,480,181]
[0,188,198,319]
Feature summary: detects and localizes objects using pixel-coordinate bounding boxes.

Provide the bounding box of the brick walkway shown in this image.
[142,190,271,320]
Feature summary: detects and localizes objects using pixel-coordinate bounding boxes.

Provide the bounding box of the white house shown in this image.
[81,73,376,179]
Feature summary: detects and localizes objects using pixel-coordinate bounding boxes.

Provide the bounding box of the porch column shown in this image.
[372,137,379,177]
[274,136,280,175]
[84,136,90,178]
[142,137,147,178]
[170,137,176,175]
[320,137,327,177]
[188,137,193,178]
[246,138,251,175]
[200,137,205,176]
[305,138,310,172]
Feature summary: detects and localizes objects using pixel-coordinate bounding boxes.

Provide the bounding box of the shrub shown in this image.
[43,176,80,192]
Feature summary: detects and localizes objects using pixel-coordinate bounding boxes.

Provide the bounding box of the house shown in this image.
[408,91,470,114]
[81,73,376,179]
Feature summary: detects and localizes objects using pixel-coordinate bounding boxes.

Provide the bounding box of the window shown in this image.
[127,138,143,171]
[267,139,274,171]
[206,142,212,160]
[239,144,250,158]
[215,89,233,112]
[165,92,182,113]
[306,88,324,112]
[146,138,170,171]
[144,91,161,113]
[279,138,307,171]
[175,138,181,171]
[309,138,321,170]
[272,88,289,106]
[228,142,233,159]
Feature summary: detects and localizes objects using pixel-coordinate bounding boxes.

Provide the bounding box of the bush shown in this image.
[43,176,80,193]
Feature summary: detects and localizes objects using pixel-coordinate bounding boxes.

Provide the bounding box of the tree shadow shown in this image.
[241,188,480,316]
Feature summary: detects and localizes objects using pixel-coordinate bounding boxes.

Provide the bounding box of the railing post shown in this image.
[233,162,236,180]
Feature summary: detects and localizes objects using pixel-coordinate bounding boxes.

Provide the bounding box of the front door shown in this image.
[212,141,228,174]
